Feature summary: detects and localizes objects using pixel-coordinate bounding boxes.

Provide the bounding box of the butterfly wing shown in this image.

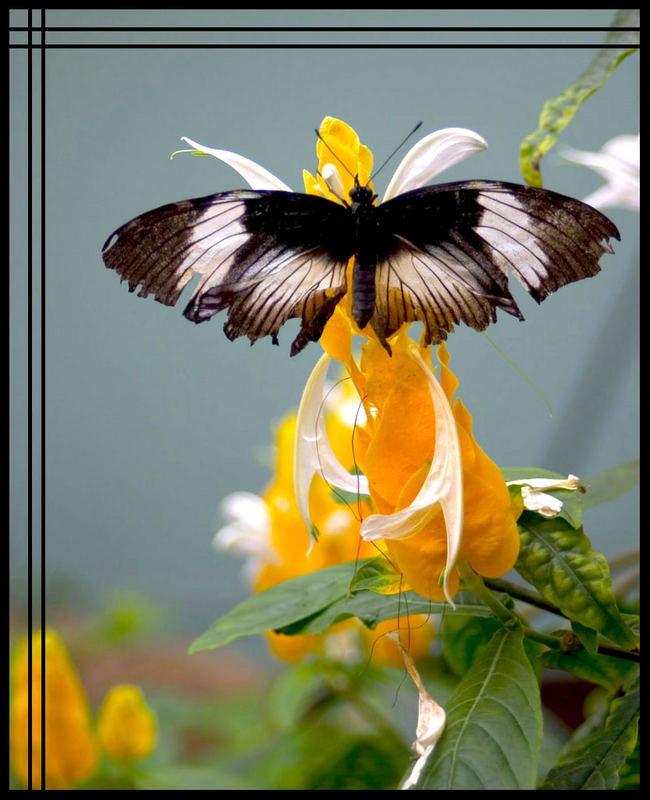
[102,190,353,355]
[371,180,620,347]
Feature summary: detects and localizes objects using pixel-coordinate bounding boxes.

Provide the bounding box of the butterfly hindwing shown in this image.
[371,180,620,346]
[102,190,352,354]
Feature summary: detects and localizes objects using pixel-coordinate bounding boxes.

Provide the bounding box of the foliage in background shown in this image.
[520,9,639,186]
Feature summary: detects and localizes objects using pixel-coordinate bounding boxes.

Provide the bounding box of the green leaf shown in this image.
[540,670,639,789]
[267,664,330,731]
[281,590,491,637]
[515,514,637,649]
[541,647,637,690]
[348,555,402,592]
[581,459,640,510]
[501,466,567,483]
[330,486,371,507]
[189,560,368,653]
[616,730,640,790]
[520,10,639,186]
[571,620,599,655]
[410,628,543,790]
[441,613,501,676]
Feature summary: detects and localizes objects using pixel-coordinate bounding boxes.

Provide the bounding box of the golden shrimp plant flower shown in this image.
[196,118,520,604]
[214,402,434,665]
[9,630,98,790]
[298,118,520,603]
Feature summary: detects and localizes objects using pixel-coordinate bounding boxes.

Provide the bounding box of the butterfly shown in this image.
[102,133,619,357]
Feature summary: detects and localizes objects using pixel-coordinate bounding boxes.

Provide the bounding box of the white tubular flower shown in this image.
[213,491,279,581]
[383,127,488,202]
[293,353,370,544]
[180,136,293,191]
[507,474,584,518]
[563,134,639,211]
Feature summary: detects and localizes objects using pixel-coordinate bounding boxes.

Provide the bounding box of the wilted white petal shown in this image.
[563,134,639,211]
[519,486,564,517]
[360,346,463,605]
[507,474,583,518]
[181,136,293,191]
[393,634,446,790]
[294,354,370,540]
[383,127,488,202]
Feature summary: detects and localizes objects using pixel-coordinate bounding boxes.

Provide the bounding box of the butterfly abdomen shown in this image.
[351,259,376,330]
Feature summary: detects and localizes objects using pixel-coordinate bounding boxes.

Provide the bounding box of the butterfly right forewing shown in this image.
[371,180,620,346]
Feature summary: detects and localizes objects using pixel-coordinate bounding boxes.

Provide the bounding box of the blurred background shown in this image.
[10,8,638,693]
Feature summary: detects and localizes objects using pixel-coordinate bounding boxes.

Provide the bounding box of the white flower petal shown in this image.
[562,134,639,211]
[321,163,345,198]
[383,127,488,202]
[212,491,279,578]
[181,136,292,191]
[506,474,583,491]
[219,490,272,532]
[294,353,370,541]
[360,346,463,606]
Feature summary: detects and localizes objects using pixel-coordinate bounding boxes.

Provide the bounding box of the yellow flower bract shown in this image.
[9,630,98,790]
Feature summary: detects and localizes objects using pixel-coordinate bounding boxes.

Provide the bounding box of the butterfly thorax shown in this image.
[348,182,382,329]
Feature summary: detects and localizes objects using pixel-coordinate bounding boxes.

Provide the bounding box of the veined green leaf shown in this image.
[540,670,639,789]
[280,590,491,637]
[348,555,402,592]
[190,559,493,652]
[515,514,637,649]
[541,647,637,690]
[189,560,369,653]
[441,614,500,676]
[571,620,599,655]
[409,628,543,790]
[520,10,639,186]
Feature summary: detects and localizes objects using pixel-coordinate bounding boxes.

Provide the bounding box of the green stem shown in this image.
[456,560,522,627]
[459,564,640,663]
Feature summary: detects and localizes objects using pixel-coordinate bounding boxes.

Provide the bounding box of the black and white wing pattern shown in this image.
[370,180,620,347]
[102,190,353,355]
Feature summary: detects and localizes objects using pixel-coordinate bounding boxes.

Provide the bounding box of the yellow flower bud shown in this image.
[97,684,157,764]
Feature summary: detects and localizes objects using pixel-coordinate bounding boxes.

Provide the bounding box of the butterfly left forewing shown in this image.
[102,191,257,306]
[371,180,619,346]
[103,190,352,354]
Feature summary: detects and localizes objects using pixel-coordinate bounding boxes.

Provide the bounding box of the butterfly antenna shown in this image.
[369,121,423,182]
[314,128,357,181]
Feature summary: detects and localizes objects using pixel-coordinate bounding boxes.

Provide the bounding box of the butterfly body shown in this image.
[103,176,619,357]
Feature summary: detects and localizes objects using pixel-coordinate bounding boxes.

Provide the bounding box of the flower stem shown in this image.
[456,560,521,627]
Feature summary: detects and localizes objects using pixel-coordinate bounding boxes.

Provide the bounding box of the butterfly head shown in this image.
[349,179,377,208]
